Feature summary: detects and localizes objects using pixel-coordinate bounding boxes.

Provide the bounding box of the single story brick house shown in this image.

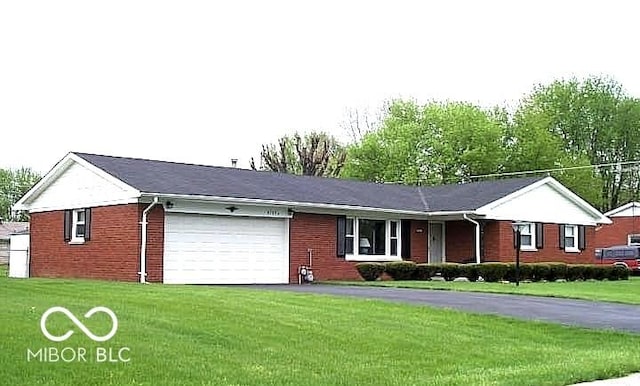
[14,152,610,284]
[595,202,640,247]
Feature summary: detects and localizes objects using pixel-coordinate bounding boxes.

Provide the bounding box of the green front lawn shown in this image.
[335,277,640,305]
[1,275,640,385]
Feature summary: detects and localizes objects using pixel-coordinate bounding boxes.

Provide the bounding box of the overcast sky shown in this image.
[1,0,639,174]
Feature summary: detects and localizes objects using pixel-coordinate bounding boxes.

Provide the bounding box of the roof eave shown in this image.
[140,192,479,217]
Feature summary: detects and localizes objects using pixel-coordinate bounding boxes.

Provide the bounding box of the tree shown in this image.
[0,167,40,221]
[250,131,347,177]
[516,76,640,211]
[342,100,506,185]
[340,101,390,143]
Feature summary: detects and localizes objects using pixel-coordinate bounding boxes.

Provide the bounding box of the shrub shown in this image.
[414,264,437,280]
[438,263,462,281]
[606,265,631,281]
[547,263,568,281]
[616,265,631,280]
[581,264,597,280]
[530,263,551,282]
[592,265,607,281]
[477,263,509,282]
[505,263,533,282]
[384,261,417,280]
[355,263,385,281]
[458,264,480,282]
[566,264,588,281]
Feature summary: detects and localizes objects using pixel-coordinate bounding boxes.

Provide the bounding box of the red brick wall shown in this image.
[409,220,428,263]
[142,204,165,282]
[289,213,360,282]
[595,217,640,248]
[29,203,165,282]
[445,221,475,263]
[289,214,430,282]
[483,220,597,264]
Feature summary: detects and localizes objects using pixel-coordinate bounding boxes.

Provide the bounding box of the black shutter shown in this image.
[559,224,565,249]
[84,208,92,241]
[336,216,346,257]
[578,225,586,250]
[401,220,411,260]
[535,223,544,249]
[63,210,72,241]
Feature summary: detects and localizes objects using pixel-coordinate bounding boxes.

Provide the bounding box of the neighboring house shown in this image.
[0,222,29,264]
[13,152,610,284]
[596,202,640,247]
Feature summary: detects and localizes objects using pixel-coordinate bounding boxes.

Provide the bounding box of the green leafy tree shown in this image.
[251,131,347,177]
[0,167,40,221]
[342,100,505,184]
[516,76,640,210]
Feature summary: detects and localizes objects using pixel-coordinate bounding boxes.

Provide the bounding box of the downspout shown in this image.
[463,214,481,264]
[139,197,160,284]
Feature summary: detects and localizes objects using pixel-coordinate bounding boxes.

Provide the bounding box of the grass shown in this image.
[1,274,640,385]
[333,277,640,305]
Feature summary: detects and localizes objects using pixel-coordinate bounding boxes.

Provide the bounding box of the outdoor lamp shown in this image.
[511,221,528,287]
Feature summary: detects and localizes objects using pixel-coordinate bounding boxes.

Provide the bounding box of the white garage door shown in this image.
[164,213,289,284]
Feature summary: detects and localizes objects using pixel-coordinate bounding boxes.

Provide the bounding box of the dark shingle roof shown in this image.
[75,152,543,213]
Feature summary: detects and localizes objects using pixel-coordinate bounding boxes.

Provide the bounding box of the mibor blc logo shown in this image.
[27,306,130,363]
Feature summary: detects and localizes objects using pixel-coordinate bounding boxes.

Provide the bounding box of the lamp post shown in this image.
[511,222,528,287]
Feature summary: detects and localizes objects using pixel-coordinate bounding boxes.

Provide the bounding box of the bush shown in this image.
[414,264,437,280]
[477,263,509,282]
[581,264,597,280]
[606,265,631,281]
[547,263,568,281]
[566,264,588,281]
[505,263,533,282]
[435,263,461,281]
[458,264,480,282]
[355,263,385,281]
[530,263,551,282]
[616,265,631,280]
[592,265,607,281]
[384,261,417,280]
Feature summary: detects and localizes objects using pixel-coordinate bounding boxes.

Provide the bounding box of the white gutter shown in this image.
[463,214,481,264]
[140,192,478,218]
[139,196,159,284]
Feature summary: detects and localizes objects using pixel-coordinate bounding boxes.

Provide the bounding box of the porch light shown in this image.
[511,221,528,287]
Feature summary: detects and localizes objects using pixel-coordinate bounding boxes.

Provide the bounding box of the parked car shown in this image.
[595,245,640,272]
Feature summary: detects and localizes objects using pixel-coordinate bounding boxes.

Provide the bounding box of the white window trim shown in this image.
[628,234,640,246]
[345,218,355,254]
[564,224,579,253]
[519,223,537,252]
[70,209,86,244]
[345,217,402,262]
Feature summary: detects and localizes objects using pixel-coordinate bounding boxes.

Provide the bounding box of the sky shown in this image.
[1,0,639,174]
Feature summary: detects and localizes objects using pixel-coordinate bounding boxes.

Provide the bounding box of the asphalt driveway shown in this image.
[252,284,640,333]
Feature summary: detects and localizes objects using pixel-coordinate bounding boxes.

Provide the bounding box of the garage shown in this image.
[163,213,289,284]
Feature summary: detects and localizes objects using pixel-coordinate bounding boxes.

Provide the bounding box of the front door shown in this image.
[429,222,444,264]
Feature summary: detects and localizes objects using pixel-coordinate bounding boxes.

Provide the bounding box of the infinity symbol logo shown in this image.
[40,306,118,342]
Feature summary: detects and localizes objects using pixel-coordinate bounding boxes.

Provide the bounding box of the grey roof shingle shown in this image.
[75,152,543,213]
